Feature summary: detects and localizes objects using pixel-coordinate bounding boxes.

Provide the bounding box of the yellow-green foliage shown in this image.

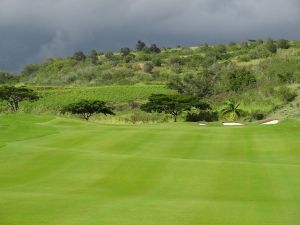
[20,85,175,113]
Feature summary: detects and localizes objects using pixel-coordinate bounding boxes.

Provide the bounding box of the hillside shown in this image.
[1,39,300,121]
[15,39,300,86]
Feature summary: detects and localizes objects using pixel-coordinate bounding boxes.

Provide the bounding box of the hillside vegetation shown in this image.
[1,39,300,121]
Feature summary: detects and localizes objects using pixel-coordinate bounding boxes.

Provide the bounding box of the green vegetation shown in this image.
[0,114,299,225]
[62,99,115,120]
[0,71,17,84]
[1,40,300,225]
[141,94,210,122]
[0,86,39,112]
[1,39,300,122]
[221,100,244,120]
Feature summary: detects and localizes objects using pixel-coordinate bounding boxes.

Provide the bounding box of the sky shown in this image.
[0,0,299,72]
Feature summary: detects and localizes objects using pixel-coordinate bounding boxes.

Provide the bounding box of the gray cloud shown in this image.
[0,0,299,72]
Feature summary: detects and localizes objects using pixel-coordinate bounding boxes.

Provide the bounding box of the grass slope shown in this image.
[8,85,174,114]
[0,114,300,225]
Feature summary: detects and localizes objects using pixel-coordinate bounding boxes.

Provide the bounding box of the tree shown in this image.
[167,71,216,98]
[124,54,135,63]
[21,64,40,77]
[0,86,39,112]
[277,39,290,49]
[136,40,146,51]
[141,94,210,122]
[73,51,86,61]
[0,72,17,84]
[120,47,131,56]
[221,101,244,120]
[104,52,115,61]
[149,44,161,53]
[62,100,115,121]
[227,68,256,92]
[89,50,99,65]
[152,57,162,66]
[266,39,277,53]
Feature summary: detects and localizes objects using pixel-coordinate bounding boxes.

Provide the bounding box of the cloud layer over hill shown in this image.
[0,0,299,72]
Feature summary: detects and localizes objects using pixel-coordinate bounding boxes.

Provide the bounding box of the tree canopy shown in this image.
[73,51,86,61]
[0,86,39,112]
[227,68,256,92]
[120,47,131,56]
[141,94,210,122]
[0,72,17,84]
[136,40,146,51]
[62,100,115,120]
[266,39,277,53]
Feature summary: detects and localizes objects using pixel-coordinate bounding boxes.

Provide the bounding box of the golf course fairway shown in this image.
[0,114,299,225]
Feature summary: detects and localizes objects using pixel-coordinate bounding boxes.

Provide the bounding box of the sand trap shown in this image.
[223,122,244,126]
[198,123,207,126]
[262,120,279,125]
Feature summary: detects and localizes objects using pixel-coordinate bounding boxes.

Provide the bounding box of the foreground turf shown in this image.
[0,114,299,225]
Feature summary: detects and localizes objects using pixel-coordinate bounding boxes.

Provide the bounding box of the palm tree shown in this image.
[221,101,243,121]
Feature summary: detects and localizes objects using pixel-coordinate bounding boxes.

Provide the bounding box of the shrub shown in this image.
[0,72,17,84]
[277,39,290,49]
[186,111,219,122]
[277,87,297,102]
[149,44,161,53]
[250,112,266,121]
[104,52,116,61]
[73,51,86,61]
[215,44,227,53]
[266,39,277,53]
[136,40,146,51]
[227,68,256,92]
[152,57,162,66]
[120,47,131,56]
[143,62,154,73]
[277,72,295,84]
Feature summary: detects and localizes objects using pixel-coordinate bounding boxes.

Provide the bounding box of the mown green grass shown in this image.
[0,114,300,225]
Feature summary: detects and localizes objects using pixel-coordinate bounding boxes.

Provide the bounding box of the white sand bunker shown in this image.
[262,120,279,125]
[198,123,207,126]
[223,122,244,126]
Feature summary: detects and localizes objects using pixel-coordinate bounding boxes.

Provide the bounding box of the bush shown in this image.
[277,39,290,49]
[143,62,154,73]
[250,112,266,121]
[120,47,131,56]
[186,111,219,122]
[0,72,17,84]
[152,57,162,66]
[226,68,256,92]
[266,39,277,53]
[277,87,297,102]
[149,44,161,53]
[277,72,295,84]
[73,51,86,61]
[105,52,116,61]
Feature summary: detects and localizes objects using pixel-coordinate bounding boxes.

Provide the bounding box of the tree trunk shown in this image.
[82,113,91,121]
[8,101,18,112]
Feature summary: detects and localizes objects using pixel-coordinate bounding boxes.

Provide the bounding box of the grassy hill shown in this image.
[0,114,299,225]
[1,39,300,121]
[16,40,300,87]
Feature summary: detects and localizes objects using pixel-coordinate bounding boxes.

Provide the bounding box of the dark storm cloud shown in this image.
[0,0,299,72]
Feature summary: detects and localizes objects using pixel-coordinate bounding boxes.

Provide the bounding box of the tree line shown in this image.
[0,85,244,122]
